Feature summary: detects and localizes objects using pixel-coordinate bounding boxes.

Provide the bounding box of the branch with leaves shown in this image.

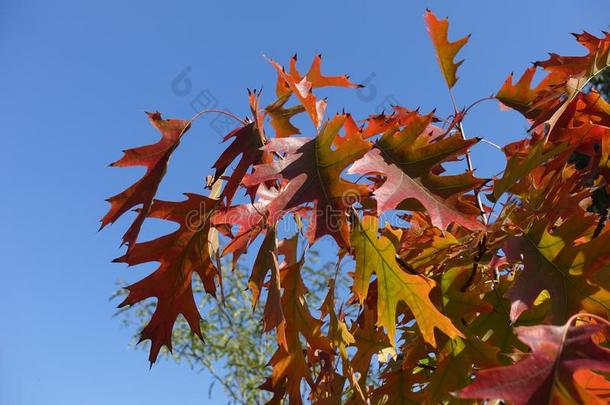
[102,9,610,405]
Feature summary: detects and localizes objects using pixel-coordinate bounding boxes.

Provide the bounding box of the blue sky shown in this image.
[1,1,608,404]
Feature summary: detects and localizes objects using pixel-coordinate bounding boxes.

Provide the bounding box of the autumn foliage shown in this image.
[101,10,610,404]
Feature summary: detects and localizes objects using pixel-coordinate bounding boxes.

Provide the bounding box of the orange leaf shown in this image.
[424,9,470,89]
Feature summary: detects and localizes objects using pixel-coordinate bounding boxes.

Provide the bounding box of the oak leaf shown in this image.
[504,213,610,323]
[350,214,462,346]
[212,184,283,266]
[261,238,331,404]
[265,95,306,138]
[350,307,391,395]
[267,54,359,128]
[349,111,485,231]
[371,364,426,405]
[424,9,470,89]
[455,316,610,405]
[114,193,219,363]
[101,112,189,250]
[212,91,270,205]
[499,31,610,131]
[490,140,570,202]
[244,114,371,248]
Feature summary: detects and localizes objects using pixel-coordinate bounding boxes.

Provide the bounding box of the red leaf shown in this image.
[455,317,610,405]
[504,213,610,323]
[212,91,270,205]
[349,111,485,231]
[243,114,371,248]
[115,194,219,363]
[100,112,189,250]
[212,122,266,204]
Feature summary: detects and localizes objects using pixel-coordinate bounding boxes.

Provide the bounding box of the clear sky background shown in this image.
[1,1,609,404]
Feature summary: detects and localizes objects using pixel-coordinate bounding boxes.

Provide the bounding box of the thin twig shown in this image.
[186,109,247,134]
[448,91,489,226]
[463,95,496,116]
[479,138,503,152]
[202,358,249,405]
[446,91,491,293]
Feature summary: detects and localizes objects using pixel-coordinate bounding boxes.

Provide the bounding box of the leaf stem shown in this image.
[479,138,503,152]
[463,95,496,116]
[179,108,248,139]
